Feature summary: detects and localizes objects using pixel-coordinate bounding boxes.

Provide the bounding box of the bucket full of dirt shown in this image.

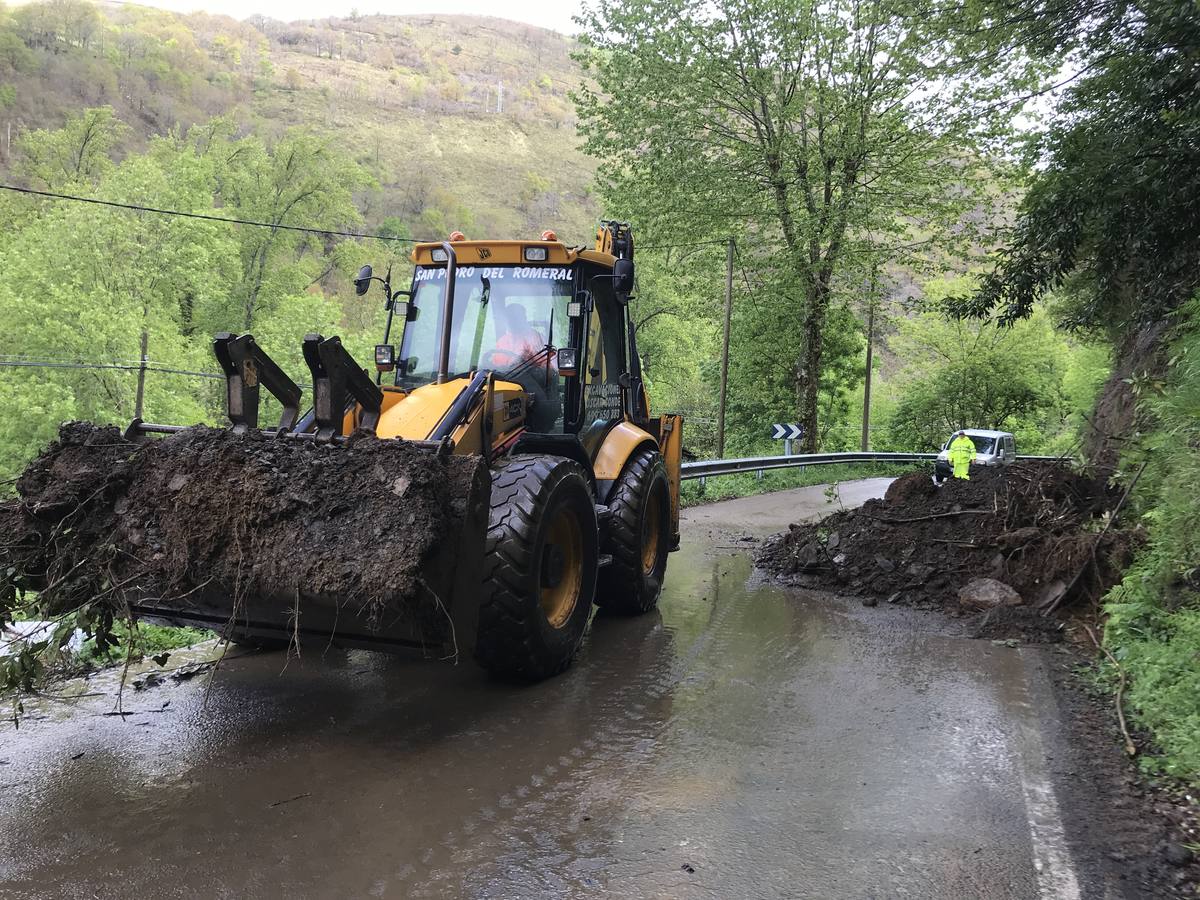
[756,462,1131,641]
[0,422,490,654]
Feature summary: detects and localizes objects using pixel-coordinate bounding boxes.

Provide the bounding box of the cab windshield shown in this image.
[968,435,996,454]
[398,264,574,388]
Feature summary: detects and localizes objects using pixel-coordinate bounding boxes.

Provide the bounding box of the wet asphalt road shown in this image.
[0,479,1112,898]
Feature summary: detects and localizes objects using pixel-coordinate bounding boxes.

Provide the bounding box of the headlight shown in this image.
[430,248,448,262]
[375,344,396,372]
[555,348,579,377]
[524,246,548,262]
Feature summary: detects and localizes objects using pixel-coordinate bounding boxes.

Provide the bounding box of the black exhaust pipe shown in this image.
[437,241,457,385]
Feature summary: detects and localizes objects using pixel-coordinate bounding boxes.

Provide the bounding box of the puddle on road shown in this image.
[0,533,1044,899]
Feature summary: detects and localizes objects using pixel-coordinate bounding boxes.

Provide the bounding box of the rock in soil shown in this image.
[756,462,1129,642]
[1165,842,1194,867]
[958,577,1023,611]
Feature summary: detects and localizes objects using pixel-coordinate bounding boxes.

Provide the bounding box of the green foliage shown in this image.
[879,277,1070,452]
[0,110,379,479]
[17,106,128,188]
[1103,299,1200,781]
[576,0,1040,450]
[969,0,1200,330]
[76,622,211,666]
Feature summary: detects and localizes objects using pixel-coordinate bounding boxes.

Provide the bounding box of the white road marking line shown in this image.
[1014,654,1082,899]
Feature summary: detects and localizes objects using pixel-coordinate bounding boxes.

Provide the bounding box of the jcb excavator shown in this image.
[124,222,682,681]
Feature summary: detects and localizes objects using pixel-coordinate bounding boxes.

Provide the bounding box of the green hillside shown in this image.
[0,2,598,239]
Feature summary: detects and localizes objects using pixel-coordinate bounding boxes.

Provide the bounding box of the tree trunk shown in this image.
[796,274,830,453]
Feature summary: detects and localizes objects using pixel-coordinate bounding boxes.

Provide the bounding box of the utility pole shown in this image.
[861,304,874,451]
[716,237,734,458]
[134,329,149,420]
[861,262,878,452]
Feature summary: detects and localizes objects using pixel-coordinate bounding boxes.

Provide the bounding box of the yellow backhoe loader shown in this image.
[6,222,682,681]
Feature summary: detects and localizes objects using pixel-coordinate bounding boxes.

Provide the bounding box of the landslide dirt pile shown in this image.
[756,462,1129,640]
[0,422,487,636]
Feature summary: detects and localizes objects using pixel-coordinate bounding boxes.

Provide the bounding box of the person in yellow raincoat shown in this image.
[947,431,978,480]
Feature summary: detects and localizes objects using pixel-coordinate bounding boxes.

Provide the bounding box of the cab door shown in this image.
[577,269,627,459]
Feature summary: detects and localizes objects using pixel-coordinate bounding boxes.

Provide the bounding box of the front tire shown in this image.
[597,448,671,615]
[475,454,599,681]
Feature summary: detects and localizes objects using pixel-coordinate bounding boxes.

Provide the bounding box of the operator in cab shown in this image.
[492,305,545,368]
[488,301,561,433]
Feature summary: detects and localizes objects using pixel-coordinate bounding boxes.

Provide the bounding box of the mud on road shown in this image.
[756,464,1131,643]
[0,480,1184,898]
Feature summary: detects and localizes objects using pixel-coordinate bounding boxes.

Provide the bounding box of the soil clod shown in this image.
[757,462,1131,642]
[0,422,486,643]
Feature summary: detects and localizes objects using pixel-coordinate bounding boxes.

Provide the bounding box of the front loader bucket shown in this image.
[125,427,493,656]
[2,423,492,658]
[0,333,495,660]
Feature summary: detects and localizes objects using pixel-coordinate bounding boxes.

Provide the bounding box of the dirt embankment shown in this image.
[0,422,486,638]
[756,462,1133,642]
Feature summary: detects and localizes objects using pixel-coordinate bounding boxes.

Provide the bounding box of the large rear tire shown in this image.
[596,448,671,615]
[475,454,599,681]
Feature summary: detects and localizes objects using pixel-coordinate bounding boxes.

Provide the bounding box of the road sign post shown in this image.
[771,423,804,458]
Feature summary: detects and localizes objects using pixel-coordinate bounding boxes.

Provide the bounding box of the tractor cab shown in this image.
[365,224,661,479]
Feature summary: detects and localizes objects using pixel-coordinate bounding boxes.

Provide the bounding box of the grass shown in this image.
[679,461,923,509]
[76,623,213,667]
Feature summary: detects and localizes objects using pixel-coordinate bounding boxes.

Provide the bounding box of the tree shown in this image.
[16,106,128,188]
[968,0,1200,331]
[199,125,373,330]
[883,279,1068,451]
[575,0,1040,450]
[0,111,382,478]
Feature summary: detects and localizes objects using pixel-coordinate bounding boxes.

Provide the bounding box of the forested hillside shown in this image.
[0,2,596,237]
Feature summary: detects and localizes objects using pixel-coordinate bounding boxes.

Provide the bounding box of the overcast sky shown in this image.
[104,0,583,34]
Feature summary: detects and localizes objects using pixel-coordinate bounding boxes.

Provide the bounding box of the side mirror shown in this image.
[354,264,373,296]
[613,258,634,296]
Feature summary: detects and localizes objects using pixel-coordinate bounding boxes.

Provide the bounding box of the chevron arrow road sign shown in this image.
[770,423,804,440]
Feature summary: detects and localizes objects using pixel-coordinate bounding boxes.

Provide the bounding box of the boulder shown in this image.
[958,578,1023,610]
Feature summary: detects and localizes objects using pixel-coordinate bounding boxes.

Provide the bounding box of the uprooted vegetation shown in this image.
[756,462,1134,643]
[0,422,486,689]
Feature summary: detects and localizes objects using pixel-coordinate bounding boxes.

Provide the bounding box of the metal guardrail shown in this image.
[679,451,1059,481]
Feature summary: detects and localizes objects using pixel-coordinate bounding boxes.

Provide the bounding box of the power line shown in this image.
[0,184,427,244]
[0,182,740,253]
[0,359,224,379]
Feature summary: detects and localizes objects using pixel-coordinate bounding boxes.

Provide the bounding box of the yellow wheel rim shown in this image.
[641,489,663,575]
[540,504,584,629]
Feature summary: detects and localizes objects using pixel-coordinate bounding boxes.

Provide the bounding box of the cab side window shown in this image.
[579,275,626,456]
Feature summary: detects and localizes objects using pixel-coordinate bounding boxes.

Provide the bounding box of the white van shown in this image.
[934,429,1016,481]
